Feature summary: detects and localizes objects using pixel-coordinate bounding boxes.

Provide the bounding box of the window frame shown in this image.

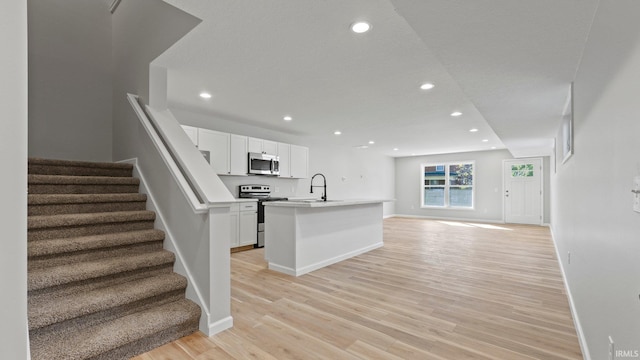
[420,161,475,209]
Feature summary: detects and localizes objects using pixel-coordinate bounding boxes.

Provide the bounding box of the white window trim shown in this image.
[420,161,475,210]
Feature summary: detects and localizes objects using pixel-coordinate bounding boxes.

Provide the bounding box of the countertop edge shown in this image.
[263,199,393,208]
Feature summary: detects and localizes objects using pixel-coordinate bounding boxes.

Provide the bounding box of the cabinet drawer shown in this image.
[239,202,257,212]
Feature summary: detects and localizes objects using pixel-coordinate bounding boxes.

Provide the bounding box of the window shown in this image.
[422,162,474,208]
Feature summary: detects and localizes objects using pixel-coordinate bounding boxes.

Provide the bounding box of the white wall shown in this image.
[171,107,396,216]
[395,149,550,223]
[112,0,200,161]
[0,0,29,358]
[550,1,640,358]
[28,0,113,161]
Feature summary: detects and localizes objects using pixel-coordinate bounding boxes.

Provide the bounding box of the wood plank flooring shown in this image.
[133,217,582,359]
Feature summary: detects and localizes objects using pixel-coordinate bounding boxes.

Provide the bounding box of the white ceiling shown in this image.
[155,0,599,158]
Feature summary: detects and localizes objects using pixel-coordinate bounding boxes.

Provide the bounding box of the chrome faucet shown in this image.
[310,173,327,201]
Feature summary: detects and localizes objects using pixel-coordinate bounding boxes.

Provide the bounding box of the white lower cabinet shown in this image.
[230,202,258,248]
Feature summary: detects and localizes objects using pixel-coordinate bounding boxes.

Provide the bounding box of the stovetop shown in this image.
[238,184,287,201]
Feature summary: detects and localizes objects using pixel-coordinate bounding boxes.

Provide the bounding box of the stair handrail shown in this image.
[127,94,234,212]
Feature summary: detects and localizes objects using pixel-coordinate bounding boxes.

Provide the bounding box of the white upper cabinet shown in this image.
[290,145,309,179]
[248,137,262,153]
[248,137,278,155]
[181,125,199,147]
[197,128,230,175]
[190,127,308,178]
[263,140,278,155]
[277,142,291,178]
[229,134,248,176]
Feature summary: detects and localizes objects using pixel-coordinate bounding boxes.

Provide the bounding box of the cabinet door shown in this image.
[248,137,263,153]
[181,125,198,147]
[229,208,240,248]
[198,129,230,175]
[239,210,257,246]
[277,142,291,178]
[229,134,248,175]
[290,145,309,178]
[263,140,278,155]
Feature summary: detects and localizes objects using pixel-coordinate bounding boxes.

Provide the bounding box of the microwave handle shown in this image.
[270,159,275,173]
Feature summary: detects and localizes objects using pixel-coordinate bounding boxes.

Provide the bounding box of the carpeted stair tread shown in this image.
[28,250,175,291]
[29,298,200,360]
[28,210,155,230]
[28,157,133,177]
[28,174,139,185]
[28,193,147,205]
[28,273,187,330]
[28,229,165,257]
[29,157,134,170]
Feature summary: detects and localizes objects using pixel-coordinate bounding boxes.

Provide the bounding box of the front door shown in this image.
[504,158,542,224]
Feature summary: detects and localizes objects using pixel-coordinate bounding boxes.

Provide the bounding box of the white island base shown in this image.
[263,200,384,276]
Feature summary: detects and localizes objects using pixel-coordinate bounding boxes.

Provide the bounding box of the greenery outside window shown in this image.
[421,162,474,208]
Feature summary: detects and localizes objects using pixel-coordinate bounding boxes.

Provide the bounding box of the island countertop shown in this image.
[263,199,392,208]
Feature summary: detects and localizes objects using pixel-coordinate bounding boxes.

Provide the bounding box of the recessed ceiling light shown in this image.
[199,92,212,99]
[469,128,479,132]
[451,111,462,117]
[491,146,497,149]
[334,130,342,135]
[420,83,435,90]
[368,140,375,144]
[482,139,489,142]
[393,148,399,151]
[351,22,371,34]
[283,116,292,121]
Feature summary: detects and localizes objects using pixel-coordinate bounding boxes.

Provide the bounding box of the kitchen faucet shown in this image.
[310,173,327,201]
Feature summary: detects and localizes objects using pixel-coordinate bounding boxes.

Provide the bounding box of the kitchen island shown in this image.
[263,199,386,276]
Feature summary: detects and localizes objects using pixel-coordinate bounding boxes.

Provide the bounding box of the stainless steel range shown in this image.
[238,185,287,248]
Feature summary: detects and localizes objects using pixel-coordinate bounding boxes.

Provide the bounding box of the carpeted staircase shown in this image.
[27,158,201,360]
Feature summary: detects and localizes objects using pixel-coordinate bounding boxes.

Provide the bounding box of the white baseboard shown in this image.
[548,226,591,360]
[207,316,233,336]
[391,213,505,224]
[269,242,384,277]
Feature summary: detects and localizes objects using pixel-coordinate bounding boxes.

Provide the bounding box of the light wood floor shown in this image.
[133,217,582,359]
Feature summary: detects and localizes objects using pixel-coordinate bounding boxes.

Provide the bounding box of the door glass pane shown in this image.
[511,164,534,177]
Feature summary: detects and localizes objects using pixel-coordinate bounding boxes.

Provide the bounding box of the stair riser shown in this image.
[28,230,165,258]
[29,184,140,194]
[28,267,174,301]
[28,164,133,178]
[29,289,186,332]
[28,201,147,216]
[29,241,164,270]
[28,221,155,241]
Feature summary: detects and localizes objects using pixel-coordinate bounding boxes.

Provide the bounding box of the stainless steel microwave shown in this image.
[248,152,280,176]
